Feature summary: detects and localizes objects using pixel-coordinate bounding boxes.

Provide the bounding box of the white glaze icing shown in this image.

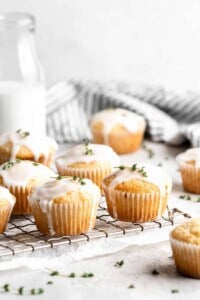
[176,148,200,167]
[56,144,120,168]
[0,131,58,163]
[29,177,101,235]
[0,160,55,188]
[0,186,16,207]
[91,108,146,144]
[107,163,172,195]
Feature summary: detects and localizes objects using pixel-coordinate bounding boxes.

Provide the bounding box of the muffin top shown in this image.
[56,143,120,168]
[171,218,200,245]
[0,160,55,187]
[0,130,58,161]
[0,186,16,206]
[29,176,101,205]
[103,163,172,195]
[176,148,200,167]
[90,108,146,134]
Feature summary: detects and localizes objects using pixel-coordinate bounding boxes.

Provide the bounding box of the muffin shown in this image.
[176,148,200,194]
[0,130,58,167]
[0,160,55,214]
[170,218,200,278]
[102,163,172,222]
[29,176,101,236]
[56,142,120,191]
[90,108,146,154]
[0,186,16,233]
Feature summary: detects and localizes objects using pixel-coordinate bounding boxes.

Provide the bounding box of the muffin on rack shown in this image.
[102,163,172,222]
[170,218,200,278]
[90,108,146,154]
[0,130,58,167]
[176,148,200,194]
[0,186,16,233]
[56,142,120,191]
[29,176,101,236]
[0,160,55,214]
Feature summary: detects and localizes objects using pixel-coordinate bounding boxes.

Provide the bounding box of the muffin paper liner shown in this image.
[170,235,200,278]
[179,163,200,194]
[91,128,145,154]
[0,204,14,233]
[8,185,32,215]
[102,182,168,222]
[56,164,112,192]
[30,199,98,236]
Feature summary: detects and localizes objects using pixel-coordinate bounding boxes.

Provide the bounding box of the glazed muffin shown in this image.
[90,108,146,154]
[170,218,200,278]
[0,186,16,233]
[0,160,55,214]
[176,148,200,194]
[29,176,101,236]
[0,130,58,167]
[102,163,172,222]
[56,142,120,191]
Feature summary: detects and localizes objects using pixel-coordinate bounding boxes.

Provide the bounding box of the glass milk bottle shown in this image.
[0,13,46,134]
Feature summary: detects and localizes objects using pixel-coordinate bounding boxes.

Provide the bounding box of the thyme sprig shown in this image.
[2,159,21,170]
[51,175,86,185]
[47,269,93,278]
[83,139,94,155]
[114,260,124,268]
[0,284,44,296]
[16,129,30,138]
[115,164,148,178]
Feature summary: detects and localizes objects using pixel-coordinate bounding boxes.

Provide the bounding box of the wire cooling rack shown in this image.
[0,199,191,257]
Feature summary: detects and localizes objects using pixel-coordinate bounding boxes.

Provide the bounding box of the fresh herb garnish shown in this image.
[171,289,179,294]
[81,273,94,278]
[128,284,135,289]
[157,162,162,167]
[2,160,21,170]
[179,195,191,200]
[68,272,76,278]
[46,281,53,285]
[3,284,10,292]
[18,286,24,295]
[114,260,124,268]
[131,164,137,171]
[30,288,44,295]
[50,271,59,276]
[16,129,30,138]
[115,164,148,177]
[1,284,44,296]
[115,165,126,170]
[32,162,40,166]
[152,269,160,275]
[83,139,94,155]
[197,197,200,202]
[73,176,86,186]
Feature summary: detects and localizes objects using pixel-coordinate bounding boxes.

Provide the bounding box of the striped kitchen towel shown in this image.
[46,80,200,146]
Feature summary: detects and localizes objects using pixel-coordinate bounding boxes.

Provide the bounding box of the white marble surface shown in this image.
[0,0,200,91]
[0,141,200,299]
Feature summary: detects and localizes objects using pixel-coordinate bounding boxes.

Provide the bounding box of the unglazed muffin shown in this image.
[0,130,58,167]
[0,186,16,233]
[170,218,200,278]
[102,163,172,222]
[176,148,200,194]
[29,176,101,236]
[0,160,55,214]
[90,108,146,154]
[56,142,120,191]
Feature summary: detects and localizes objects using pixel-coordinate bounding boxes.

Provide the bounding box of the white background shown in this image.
[1,0,200,89]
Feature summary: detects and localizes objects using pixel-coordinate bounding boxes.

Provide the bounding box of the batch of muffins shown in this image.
[0,108,200,278]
